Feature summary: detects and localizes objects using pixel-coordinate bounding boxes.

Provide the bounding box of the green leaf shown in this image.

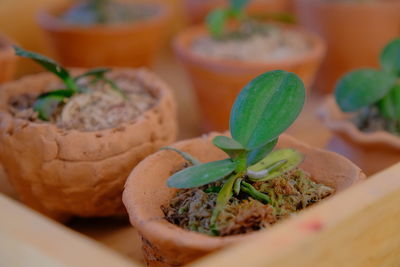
[74,67,111,81]
[380,38,400,76]
[13,46,77,92]
[167,159,238,189]
[211,174,238,225]
[34,96,62,121]
[247,149,304,181]
[160,146,201,166]
[378,85,400,120]
[212,136,246,159]
[206,9,230,38]
[230,0,249,11]
[335,69,396,112]
[246,138,278,166]
[230,70,305,150]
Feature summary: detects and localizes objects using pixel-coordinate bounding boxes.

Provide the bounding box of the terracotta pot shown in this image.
[37,2,171,68]
[294,0,400,94]
[319,96,400,176]
[0,68,177,221]
[0,35,17,84]
[123,133,365,266]
[174,24,325,132]
[184,0,293,25]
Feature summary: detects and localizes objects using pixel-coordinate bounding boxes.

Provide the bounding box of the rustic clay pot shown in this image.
[0,68,177,221]
[37,2,171,68]
[0,35,17,84]
[123,133,365,267]
[294,0,400,94]
[319,97,400,176]
[174,24,325,131]
[184,0,293,25]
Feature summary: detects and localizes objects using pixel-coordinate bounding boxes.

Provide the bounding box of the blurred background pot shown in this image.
[123,133,365,267]
[0,34,17,84]
[294,0,400,94]
[320,97,400,176]
[0,68,177,221]
[184,0,293,25]
[174,24,325,132]
[37,1,171,68]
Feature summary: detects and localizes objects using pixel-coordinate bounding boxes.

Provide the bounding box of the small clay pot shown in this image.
[123,133,365,267]
[294,0,400,93]
[174,24,325,132]
[0,68,177,221]
[37,2,171,68]
[0,35,17,84]
[319,97,400,176]
[184,0,293,25]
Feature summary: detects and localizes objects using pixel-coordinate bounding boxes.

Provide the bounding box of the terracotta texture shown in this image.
[184,0,293,24]
[294,0,400,93]
[319,97,400,176]
[0,35,17,84]
[37,2,171,68]
[174,24,325,132]
[0,68,178,221]
[123,133,365,267]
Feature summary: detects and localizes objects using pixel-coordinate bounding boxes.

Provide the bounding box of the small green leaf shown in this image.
[246,138,278,166]
[380,38,400,76]
[247,149,304,181]
[74,67,111,81]
[160,146,201,166]
[211,174,238,225]
[230,70,305,150]
[335,69,396,112]
[378,85,400,120]
[233,177,242,195]
[13,46,77,92]
[230,0,249,11]
[212,136,246,159]
[167,159,238,189]
[206,9,230,38]
[34,96,62,121]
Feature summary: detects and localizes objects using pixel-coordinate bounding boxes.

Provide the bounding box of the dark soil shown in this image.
[353,106,400,136]
[162,168,334,237]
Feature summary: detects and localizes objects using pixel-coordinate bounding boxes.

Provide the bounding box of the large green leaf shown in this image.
[167,159,238,189]
[247,149,304,181]
[335,69,396,112]
[13,46,77,91]
[212,136,246,159]
[380,38,400,76]
[246,138,278,166]
[230,70,305,150]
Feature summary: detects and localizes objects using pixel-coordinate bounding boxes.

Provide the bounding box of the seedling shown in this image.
[13,46,125,121]
[164,70,306,226]
[206,0,250,38]
[335,38,400,134]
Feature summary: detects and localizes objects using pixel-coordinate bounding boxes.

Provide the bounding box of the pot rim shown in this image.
[319,96,400,149]
[122,133,365,253]
[36,1,171,33]
[173,23,326,72]
[0,68,169,136]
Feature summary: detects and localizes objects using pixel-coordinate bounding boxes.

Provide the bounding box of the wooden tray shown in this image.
[1,51,399,266]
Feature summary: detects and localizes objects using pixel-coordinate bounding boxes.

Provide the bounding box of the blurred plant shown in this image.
[13,46,125,121]
[87,0,109,23]
[335,38,400,134]
[163,70,306,228]
[206,0,250,38]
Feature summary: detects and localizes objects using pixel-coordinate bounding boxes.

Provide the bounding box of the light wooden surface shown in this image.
[0,194,139,267]
[190,162,400,267]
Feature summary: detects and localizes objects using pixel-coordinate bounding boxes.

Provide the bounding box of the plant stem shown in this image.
[241,181,270,204]
[160,147,201,166]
